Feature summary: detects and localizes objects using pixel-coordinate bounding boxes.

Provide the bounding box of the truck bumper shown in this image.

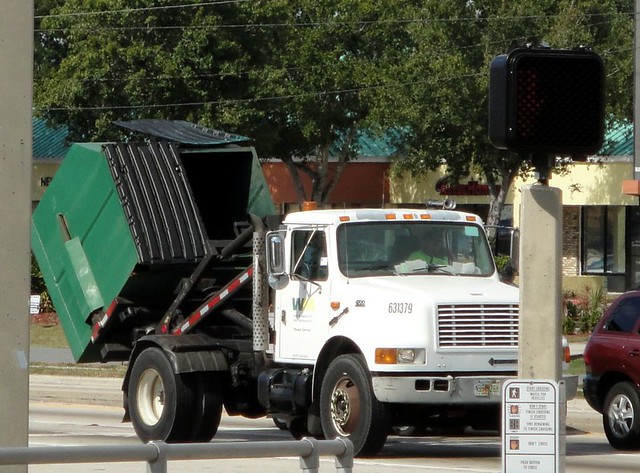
[372,373,579,404]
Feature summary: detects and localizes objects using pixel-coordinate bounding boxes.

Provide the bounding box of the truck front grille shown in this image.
[437,304,519,348]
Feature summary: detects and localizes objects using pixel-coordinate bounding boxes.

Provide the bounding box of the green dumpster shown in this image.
[32,139,274,362]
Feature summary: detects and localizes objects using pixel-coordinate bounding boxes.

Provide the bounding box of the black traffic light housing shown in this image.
[489,47,605,158]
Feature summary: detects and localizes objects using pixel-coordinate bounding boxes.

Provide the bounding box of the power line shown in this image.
[32,6,632,113]
[34,11,632,32]
[35,24,630,87]
[37,52,631,113]
[34,72,485,112]
[34,0,251,20]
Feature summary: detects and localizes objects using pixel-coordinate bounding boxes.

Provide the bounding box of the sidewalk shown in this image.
[30,346,74,364]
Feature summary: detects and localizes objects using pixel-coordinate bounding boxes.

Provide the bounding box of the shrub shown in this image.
[495,255,515,283]
[562,286,606,334]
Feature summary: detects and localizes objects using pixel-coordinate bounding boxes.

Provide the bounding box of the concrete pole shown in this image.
[518,184,563,381]
[622,1,640,196]
[0,2,33,471]
[635,0,640,180]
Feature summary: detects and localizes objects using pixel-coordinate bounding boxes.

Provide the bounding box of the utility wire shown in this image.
[33,72,493,112]
[33,6,632,112]
[35,10,633,31]
[34,0,251,19]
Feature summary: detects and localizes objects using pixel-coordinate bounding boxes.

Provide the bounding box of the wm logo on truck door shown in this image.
[292,298,315,311]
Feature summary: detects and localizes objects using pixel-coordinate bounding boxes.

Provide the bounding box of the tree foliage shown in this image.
[240,0,405,203]
[367,0,633,227]
[35,0,256,140]
[34,0,634,211]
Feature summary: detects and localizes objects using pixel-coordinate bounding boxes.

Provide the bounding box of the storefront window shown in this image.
[582,206,625,274]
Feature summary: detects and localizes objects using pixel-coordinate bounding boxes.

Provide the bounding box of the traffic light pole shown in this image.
[530,154,554,185]
[518,160,563,382]
[489,46,602,473]
[518,172,566,472]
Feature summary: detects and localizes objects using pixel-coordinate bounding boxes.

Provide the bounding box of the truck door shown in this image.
[276,228,330,362]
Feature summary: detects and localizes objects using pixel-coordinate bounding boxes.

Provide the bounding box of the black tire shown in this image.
[320,354,390,457]
[128,347,195,443]
[186,372,223,442]
[392,425,419,436]
[272,416,288,430]
[603,381,640,450]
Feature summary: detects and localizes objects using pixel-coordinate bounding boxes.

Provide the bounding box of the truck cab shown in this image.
[269,206,514,365]
[261,208,524,450]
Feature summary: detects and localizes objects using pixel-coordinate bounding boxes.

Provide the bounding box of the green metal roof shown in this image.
[33,118,70,159]
[32,117,632,161]
[327,129,398,161]
[600,121,632,156]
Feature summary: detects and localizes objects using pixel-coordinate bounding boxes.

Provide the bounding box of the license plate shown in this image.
[474,380,501,397]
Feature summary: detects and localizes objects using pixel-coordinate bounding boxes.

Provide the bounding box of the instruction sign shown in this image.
[502,379,561,473]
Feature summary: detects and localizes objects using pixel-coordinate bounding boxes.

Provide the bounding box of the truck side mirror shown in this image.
[266,231,288,289]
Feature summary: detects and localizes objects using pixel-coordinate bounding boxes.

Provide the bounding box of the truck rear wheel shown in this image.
[128,347,194,443]
[187,372,223,442]
[320,354,390,457]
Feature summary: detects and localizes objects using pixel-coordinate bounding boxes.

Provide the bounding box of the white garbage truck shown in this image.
[31,123,576,456]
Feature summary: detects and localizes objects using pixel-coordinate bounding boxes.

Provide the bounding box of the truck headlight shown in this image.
[375,348,425,364]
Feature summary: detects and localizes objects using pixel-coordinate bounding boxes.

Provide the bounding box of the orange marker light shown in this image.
[375,348,397,364]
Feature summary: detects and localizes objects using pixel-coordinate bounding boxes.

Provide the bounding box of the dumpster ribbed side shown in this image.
[103,142,209,264]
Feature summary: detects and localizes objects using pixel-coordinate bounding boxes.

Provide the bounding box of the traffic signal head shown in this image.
[489,47,605,158]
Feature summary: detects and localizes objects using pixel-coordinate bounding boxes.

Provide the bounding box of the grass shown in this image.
[29,314,126,378]
[565,333,590,343]
[568,357,585,376]
[30,315,67,348]
[30,362,128,377]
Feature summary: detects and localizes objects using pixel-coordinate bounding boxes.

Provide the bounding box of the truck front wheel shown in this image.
[320,354,390,456]
[128,347,194,443]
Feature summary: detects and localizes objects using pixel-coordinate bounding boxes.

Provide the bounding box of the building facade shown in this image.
[390,160,638,295]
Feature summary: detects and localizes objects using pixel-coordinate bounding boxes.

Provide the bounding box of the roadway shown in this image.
[26,374,639,473]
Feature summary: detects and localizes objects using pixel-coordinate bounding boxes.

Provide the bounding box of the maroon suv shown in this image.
[583,290,640,449]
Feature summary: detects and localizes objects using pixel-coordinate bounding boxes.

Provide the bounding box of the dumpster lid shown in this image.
[114,119,251,146]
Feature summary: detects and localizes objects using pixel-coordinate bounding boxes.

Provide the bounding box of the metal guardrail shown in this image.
[0,438,354,473]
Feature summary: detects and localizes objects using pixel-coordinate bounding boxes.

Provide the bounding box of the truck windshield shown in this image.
[336,221,495,278]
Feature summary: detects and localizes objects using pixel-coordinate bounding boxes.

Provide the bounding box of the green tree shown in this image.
[34,0,406,206]
[34,1,633,212]
[368,0,633,230]
[232,0,409,205]
[35,0,256,141]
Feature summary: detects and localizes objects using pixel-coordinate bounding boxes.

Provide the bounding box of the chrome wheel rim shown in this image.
[608,393,634,438]
[329,376,361,436]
